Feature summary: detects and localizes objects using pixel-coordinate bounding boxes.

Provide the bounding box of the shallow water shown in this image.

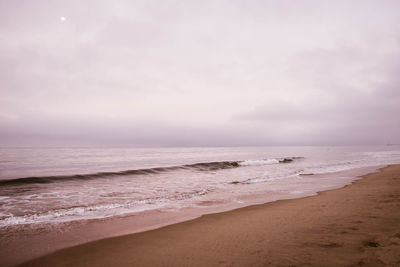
[1,146,400,227]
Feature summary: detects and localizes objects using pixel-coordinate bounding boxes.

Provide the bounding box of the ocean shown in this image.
[1,146,400,228]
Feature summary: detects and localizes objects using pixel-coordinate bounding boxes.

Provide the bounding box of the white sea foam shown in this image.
[239,159,279,166]
[245,173,299,184]
[0,189,210,227]
[0,203,165,227]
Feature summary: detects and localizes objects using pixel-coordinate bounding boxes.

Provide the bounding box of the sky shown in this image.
[0,0,399,147]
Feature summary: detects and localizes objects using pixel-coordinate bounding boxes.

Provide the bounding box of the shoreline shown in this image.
[0,165,380,267]
[17,164,400,266]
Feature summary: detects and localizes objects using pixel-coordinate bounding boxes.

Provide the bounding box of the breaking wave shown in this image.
[0,157,302,186]
[0,189,210,227]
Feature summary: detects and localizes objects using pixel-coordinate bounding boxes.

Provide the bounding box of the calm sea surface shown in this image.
[1,146,400,227]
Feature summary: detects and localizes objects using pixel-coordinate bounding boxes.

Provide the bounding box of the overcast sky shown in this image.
[0,0,399,147]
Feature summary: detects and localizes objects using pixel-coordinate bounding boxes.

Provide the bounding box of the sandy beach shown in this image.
[17,165,400,267]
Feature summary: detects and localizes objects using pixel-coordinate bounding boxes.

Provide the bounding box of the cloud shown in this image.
[233,40,400,144]
[0,0,399,146]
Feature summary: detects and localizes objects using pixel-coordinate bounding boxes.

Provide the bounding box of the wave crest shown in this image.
[0,157,302,186]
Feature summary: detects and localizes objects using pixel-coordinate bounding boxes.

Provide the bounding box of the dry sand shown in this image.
[19,165,400,266]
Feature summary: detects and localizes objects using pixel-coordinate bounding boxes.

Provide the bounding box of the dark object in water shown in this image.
[279,158,293,163]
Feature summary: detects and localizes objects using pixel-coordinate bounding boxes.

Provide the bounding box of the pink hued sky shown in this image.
[0,0,399,147]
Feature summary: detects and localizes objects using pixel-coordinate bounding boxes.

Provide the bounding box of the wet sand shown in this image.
[19,165,400,266]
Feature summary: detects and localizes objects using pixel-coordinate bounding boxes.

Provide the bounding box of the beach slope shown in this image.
[20,165,400,266]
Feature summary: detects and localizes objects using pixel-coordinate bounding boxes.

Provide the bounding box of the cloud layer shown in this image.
[1,0,399,146]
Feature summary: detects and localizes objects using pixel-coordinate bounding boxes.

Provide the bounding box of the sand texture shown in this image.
[19,165,400,267]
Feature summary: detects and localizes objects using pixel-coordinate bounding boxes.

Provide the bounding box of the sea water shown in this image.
[1,146,400,228]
